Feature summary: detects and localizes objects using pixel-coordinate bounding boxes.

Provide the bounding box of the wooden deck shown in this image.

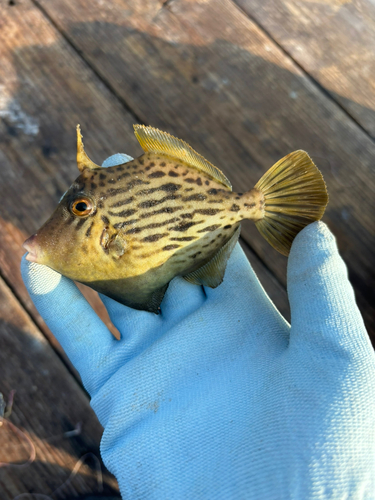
[0,0,374,497]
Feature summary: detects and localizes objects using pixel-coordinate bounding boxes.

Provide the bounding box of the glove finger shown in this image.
[98,278,204,365]
[160,275,206,322]
[287,222,372,356]
[203,243,290,340]
[21,256,116,395]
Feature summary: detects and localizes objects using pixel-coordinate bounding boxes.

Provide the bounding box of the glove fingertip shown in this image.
[287,222,372,356]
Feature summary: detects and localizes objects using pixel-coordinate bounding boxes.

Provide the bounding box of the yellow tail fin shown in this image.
[255,150,328,256]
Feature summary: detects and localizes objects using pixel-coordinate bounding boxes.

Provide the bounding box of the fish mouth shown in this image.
[23,234,41,263]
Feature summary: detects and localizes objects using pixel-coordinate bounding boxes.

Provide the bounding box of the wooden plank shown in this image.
[0,277,119,499]
[27,0,375,339]
[234,0,375,138]
[0,0,289,338]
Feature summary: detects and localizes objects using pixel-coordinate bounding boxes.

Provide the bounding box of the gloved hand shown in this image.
[21,166,375,498]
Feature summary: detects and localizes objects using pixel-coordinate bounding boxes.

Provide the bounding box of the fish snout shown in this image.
[23,234,42,263]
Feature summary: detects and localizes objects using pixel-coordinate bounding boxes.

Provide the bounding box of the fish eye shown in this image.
[70,197,94,217]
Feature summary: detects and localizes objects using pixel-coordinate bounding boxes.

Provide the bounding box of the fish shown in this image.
[23,125,329,313]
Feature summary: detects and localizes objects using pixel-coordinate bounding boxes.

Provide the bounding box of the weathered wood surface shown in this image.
[30,0,375,334]
[0,0,374,495]
[235,0,375,138]
[0,277,119,498]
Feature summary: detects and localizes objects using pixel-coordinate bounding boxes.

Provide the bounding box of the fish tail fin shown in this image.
[254,150,328,256]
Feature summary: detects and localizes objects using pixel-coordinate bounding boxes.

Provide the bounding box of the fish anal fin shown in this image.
[133,124,232,190]
[183,225,241,288]
[146,283,169,314]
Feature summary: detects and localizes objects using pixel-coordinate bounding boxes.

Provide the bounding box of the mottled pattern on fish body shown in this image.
[25,125,328,313]
[36,152,262,311]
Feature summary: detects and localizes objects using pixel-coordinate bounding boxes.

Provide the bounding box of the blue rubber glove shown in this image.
[21,216,375,497]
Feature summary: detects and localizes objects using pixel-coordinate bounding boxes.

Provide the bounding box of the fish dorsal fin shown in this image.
[134,125,232,190]
[183,225,241,288]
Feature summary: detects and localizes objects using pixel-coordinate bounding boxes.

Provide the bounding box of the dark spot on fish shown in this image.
[196,178,202,186]
[142,233,168,242]
[208,188,218,195]
[139,206,183,219]
[101,215,110,225]
[107,187,128,196]
[230,204,240,212]
[138,194,181,208]
[91,183,97,190]
[128,179,149,189]
[100,173,107,180]
[145,162,155,171]
[244,202,256,208]
[208,199,223,204]
[148,171,166,178]
[169,221,200,232]
[75,218,87,230]
[99,182,105,187]
[163,244,180,251]
[191,251,202,259]
[126,227,143,234]
[197,224,221,233]
[138,159,144,165]
[168,170,179,177]
[180,213,193,219]
[117,172,131,180]
[108,208,137,218]
[110,197,134,208]
[97,200,104,209]
[127,165,132,169]
[205,180,210,186]
[170,236,197,241]
[114,219,138,229]
[184,188,194,192]
[116,166,124,172]
[85,222,94,237]
[160,162,166,167]
[143,217,180,230]
[224,225,232,229]
[139,183,181,196]
[90,175,94,180]
[183,194,207,202]
[108,179,117,184]
[194,209,222,216]
[184,178,196,184]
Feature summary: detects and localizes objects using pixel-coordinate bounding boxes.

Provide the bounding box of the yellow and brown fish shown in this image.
[23,125,328,313]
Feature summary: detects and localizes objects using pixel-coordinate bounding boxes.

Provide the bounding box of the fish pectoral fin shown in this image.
[108,234,126,258]
[183,225,241,288]
[133,124,232,190]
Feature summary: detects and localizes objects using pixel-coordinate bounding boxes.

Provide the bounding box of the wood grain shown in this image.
[0,276,119,499]
[26,0,375,338]
[234,0,375,138]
